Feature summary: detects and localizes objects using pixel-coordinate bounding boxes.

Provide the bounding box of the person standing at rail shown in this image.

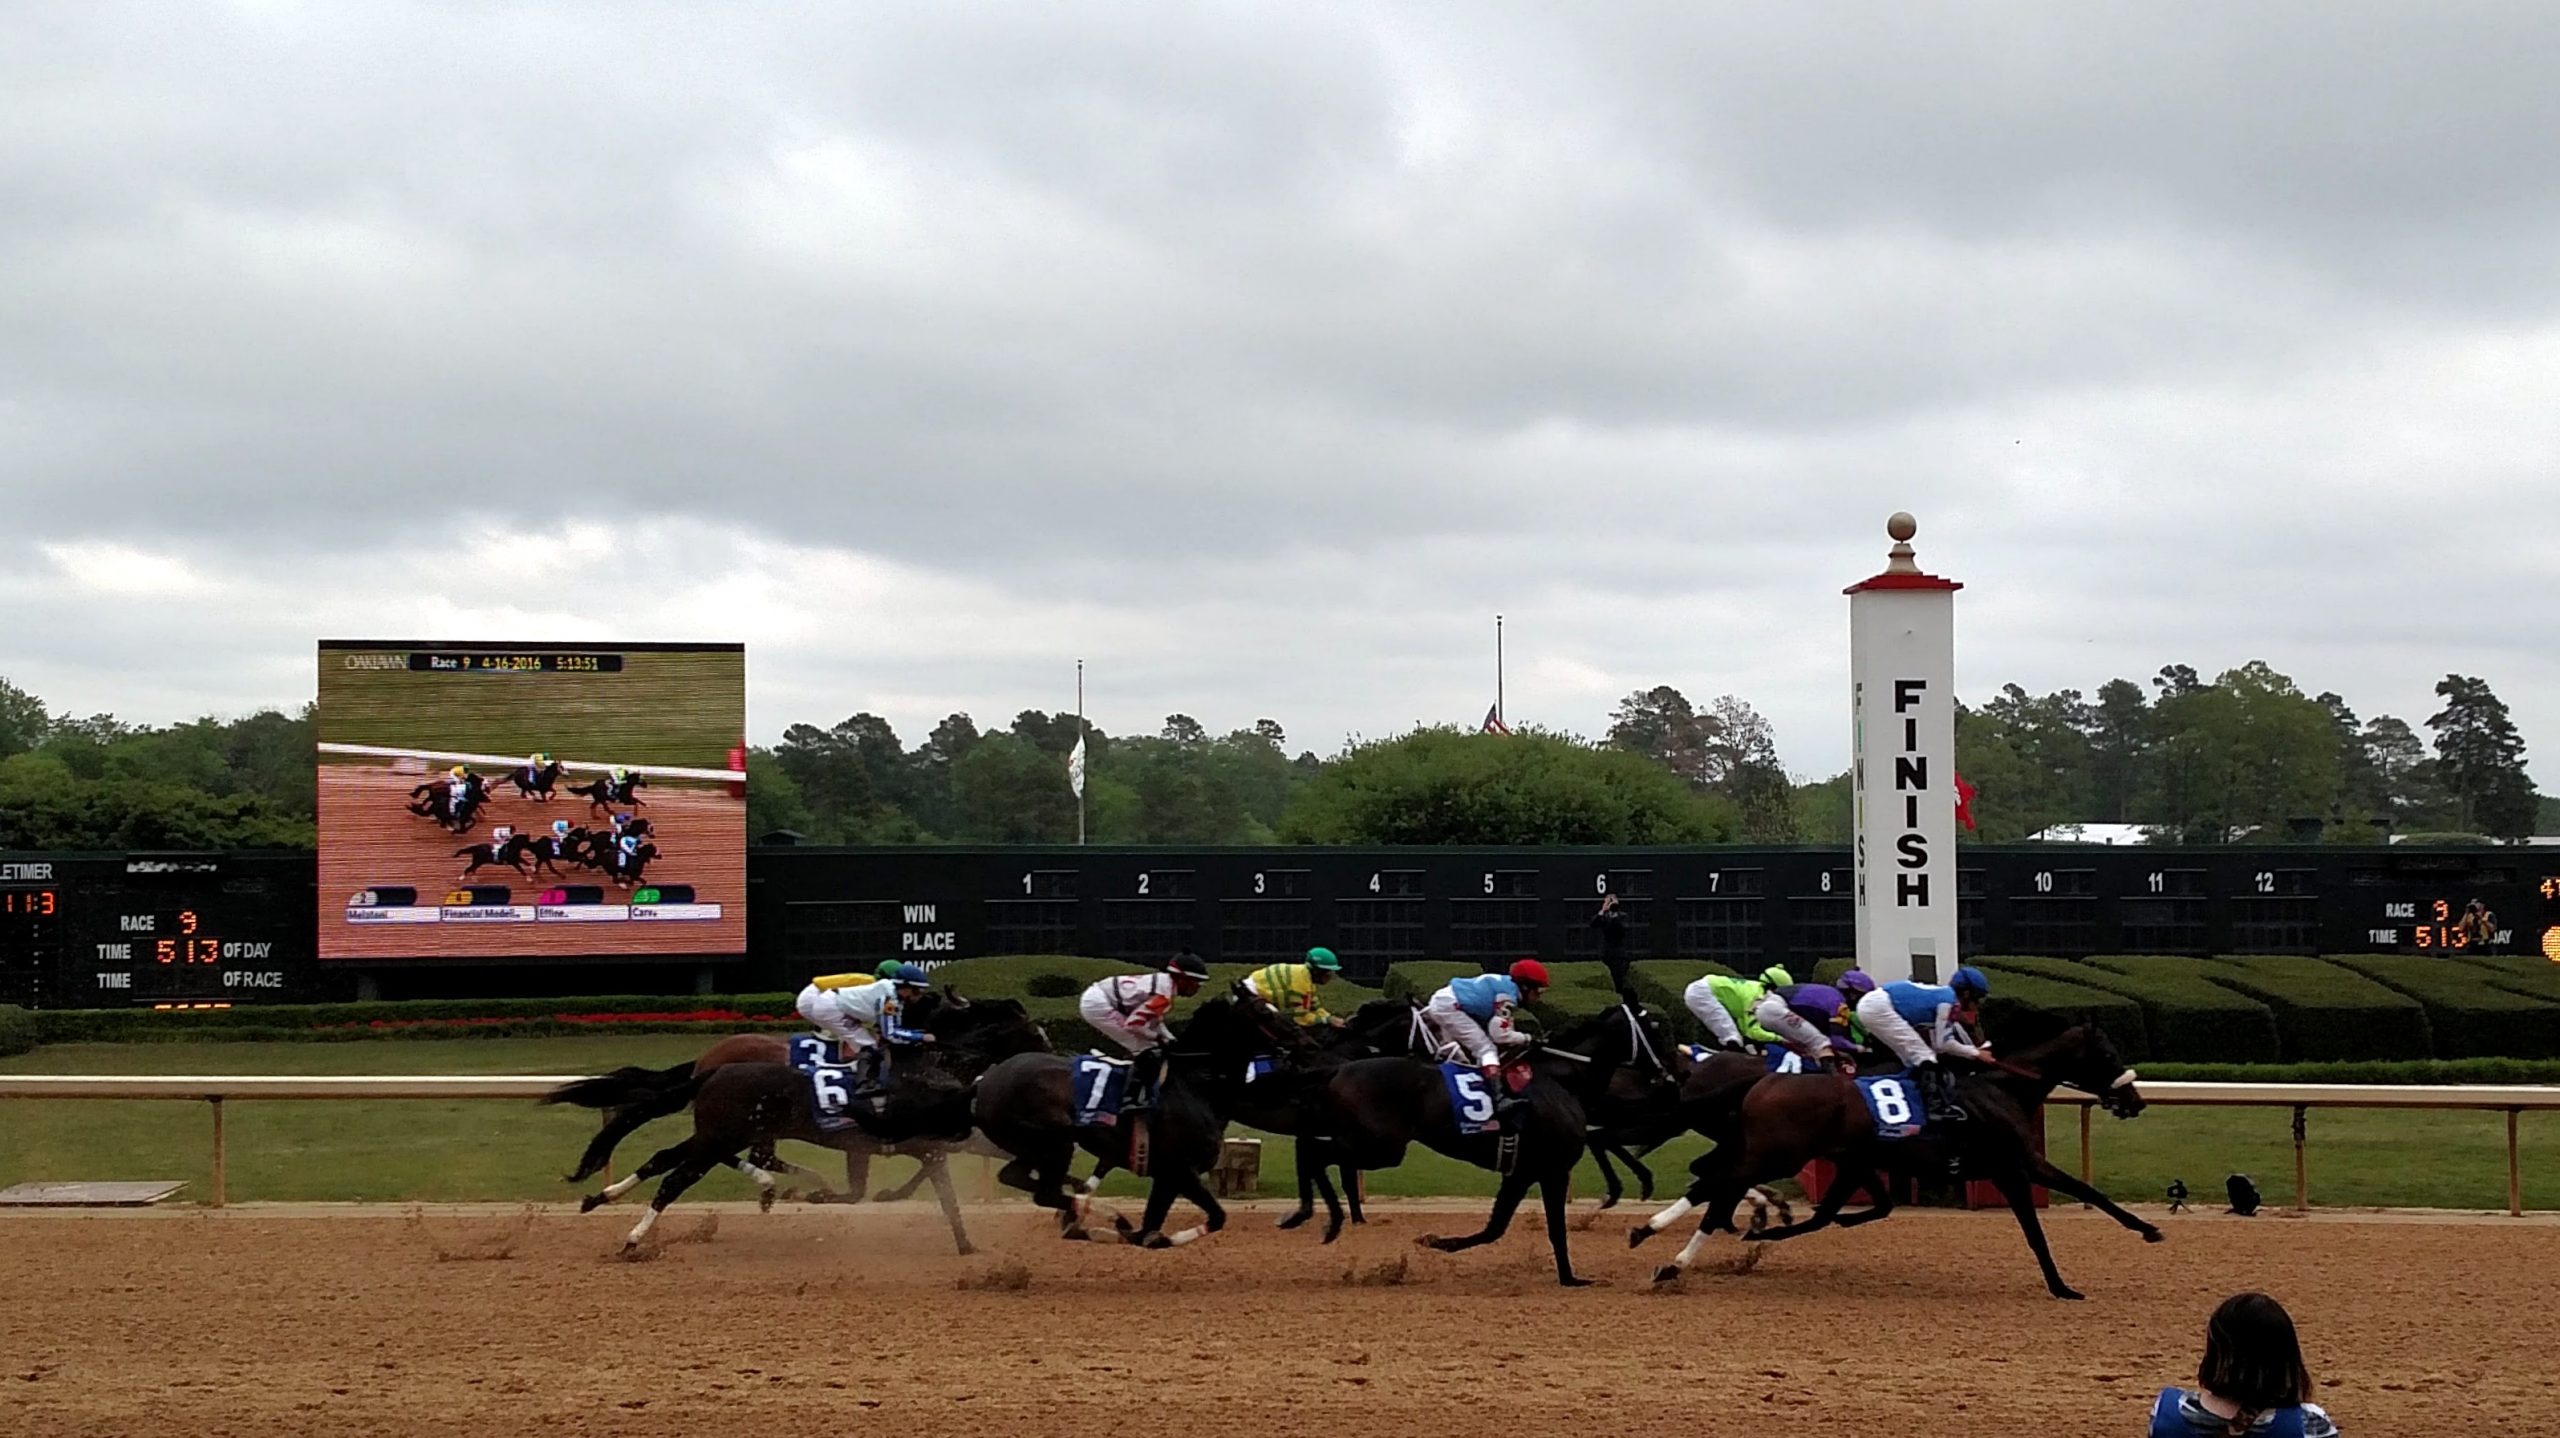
[1588,892,1635,1003]
[1684,965,1793,1052]
[1245,947,1345,1028]
[1852,968,1990,1124]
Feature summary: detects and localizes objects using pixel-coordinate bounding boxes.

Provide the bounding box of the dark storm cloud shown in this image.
[3,2,2554,773]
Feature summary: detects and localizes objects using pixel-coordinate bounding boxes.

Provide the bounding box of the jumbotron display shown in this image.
[315,641,746,960]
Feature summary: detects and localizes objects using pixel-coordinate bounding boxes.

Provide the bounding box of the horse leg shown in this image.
[1341,1164,1367,1225]
[877,1156,937,1203]
[581,1138,690,1211]
[1141,1169,1227,1250]
[921,1153,977,1257]
[2021,1152,2165,1243]
[1120,1170,1184,1247]
[1742,1166,1868,1242]
[624,1149,723,1250]
[1590,1140,1626,1210]
[1421,1172,1531,1255]
[566,1104,663,1184]
[1825,1164,1897,1229]
[720,1154,782,1212]
[1276,1136,1322,1232]
[1990,1170,2084,1300]
[1630,1149,1729,1247]
[1537,1170,1591,1287]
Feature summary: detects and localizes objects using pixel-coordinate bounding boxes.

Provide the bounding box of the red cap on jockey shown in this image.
[1508,958,1550,988]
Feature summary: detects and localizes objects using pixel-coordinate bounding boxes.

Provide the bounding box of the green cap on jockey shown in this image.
[1757,965,1794,989]
[1305,946,1341,972]
[875,960,905,980]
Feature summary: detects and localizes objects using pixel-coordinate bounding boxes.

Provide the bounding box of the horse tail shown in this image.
[541,1061,698,1112]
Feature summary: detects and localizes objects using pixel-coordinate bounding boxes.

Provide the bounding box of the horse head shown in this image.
[2010,1022,2144,1119]
[1543,1002,1675,1083]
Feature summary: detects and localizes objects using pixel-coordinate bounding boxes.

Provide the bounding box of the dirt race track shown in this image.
[317,766,745,959]
[3,1202,2552,1436]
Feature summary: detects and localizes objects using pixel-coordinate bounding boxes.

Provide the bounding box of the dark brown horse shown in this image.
[545,992,1043,1252]
[1633,1020,2157,1298]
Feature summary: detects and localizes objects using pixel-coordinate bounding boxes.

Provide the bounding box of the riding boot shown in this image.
[1916,1062,1968,1124]
[853,1045,888,1096]
[1125,1048,1164,1112]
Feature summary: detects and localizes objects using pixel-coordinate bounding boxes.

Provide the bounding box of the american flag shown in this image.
[1481,705,1511,735]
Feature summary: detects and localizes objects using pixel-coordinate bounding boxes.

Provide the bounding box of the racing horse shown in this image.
[408,773,492,833]
[1633,1016,2158,1299]
[971,993,1306,1248]
[453,831,535,878]
[563,996,1049,1253]
[603,840,658,887]
[1293,1004,1675,1283]
[494,759,566,801]
[568,771,647,814]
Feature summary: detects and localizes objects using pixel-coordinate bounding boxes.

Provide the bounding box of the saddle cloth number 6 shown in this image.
[810,1067,854,1113]
[1451,1070,1497,1126]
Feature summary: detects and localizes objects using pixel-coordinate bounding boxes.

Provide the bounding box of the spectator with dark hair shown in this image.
[2149,1292,2338,1436]
[2457,898,2499,952]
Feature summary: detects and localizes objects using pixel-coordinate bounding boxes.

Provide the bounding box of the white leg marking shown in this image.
[1646,1196,1695,1232]
[600,1174,641,1201]
[739,1162,776,1193]
[1165,1224,1207,1247]
[1077,1174,1102,1196]
[1674,1225,1713,1270]
[625,1207,661,1248]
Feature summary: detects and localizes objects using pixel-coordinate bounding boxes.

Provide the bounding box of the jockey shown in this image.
[1424,959,1550,1080]
[445,765,471,807]
[1834,968,1878,1049]
[1080,952,1209,1055]
[1080,952,1211,1110]
[793,961,936,1089]
[1683,965,1794,1052]
[1751,979,1858,1069]
[1245,947,1344,1028]
[549,818,572,843]
[1853,968,1991,1123]
[488,824,515,851]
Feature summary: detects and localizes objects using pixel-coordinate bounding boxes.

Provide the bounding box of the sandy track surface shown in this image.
[3,1202,2550,1435]
[317,765,745,959]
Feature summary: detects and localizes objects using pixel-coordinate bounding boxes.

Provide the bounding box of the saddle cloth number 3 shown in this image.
[1451,1070,1497,1126]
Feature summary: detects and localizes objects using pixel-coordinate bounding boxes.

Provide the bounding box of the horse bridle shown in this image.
[1536,1003,1669,1081]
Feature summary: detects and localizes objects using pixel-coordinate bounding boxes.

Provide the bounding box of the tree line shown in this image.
[0,660,2542,851]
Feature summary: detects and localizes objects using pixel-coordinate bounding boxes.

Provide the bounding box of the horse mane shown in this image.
[1541,1002,1639,1053]
[1983,1002,2071,1053]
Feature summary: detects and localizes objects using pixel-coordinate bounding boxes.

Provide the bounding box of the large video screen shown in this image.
[316,642,746,960]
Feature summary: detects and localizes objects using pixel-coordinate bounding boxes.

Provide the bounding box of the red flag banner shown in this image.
[1954,770,1978,832]
[1481,705,1511,736]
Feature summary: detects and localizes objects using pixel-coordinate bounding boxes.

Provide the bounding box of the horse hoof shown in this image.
[1060,1226,1092,1242]
[2142,1229,2165,1244]
[1651,1265,1681,1285]
[757,1190,777,1215]
[1560,1275,1595,1289]
[1596,1196,1619,1211]
[2052,1287,2086,1301]
[1275,1212,1308,1231]
[955,1242,978,1257]
[1414,1234,1442,1250]
[579,1194,608,1214]
[1110,1214,1136,1237]
[1142,1234,1173,1251]
[1322,1224,1343,1246]
[1627,1226,1653,1249]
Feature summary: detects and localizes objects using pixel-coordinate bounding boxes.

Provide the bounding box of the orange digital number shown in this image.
[180,910,198,935]
[2543,877,2560,901]
[155,939,176,964]
[2433,899,2451,922]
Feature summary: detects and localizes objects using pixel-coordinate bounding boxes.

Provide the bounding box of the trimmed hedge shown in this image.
[0,1004,35,1058]
[2466,957,2560,1007]
[2201,956,2432,1063]
[1969,968,2152,1063]
[1626,961,1737,1042]
[2056,956,2283,1064]
[2324,955,2560,1060]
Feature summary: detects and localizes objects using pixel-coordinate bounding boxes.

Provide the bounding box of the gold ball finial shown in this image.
[1884,511,1920,574]
[1888,512,1917,542]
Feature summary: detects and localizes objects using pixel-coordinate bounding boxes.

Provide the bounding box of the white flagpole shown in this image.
[1496,614,1505,728]
[1076,659,1086,846]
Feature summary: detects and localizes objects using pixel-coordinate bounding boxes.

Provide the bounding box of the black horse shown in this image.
[972,993,1304,1248]
[568,772,647,814]
[495,760,566,801]
[604,841,659,887]
[1633,1018,2158,1298]
[408,774,492,833]
[1297,1004,1671,1285]
[521,835,575,878]
[453,832,534,878]
[569,996,1050,1253]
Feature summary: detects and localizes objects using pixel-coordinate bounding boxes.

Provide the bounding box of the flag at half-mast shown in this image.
[1067,734,1087,797]
[1481,705,1511,736]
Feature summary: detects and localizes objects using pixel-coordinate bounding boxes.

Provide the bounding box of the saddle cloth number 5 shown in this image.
[1868,1077,1914,1127]
[810,1067,854,1113]
[1451,1070,1497,1126]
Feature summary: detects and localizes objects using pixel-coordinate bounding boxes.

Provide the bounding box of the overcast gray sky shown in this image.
[4,2,2555,777]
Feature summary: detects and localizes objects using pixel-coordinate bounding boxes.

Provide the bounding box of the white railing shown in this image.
[2,1077,2553,1213]
[318,742,743,785]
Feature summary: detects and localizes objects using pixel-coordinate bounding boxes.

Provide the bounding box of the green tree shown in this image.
[953,733,1078,842]
[1707,695,1797,841]
[2142,662,2343,842]
[2085,679,2149,823]
[1606,686,1722,789]
[0,679,48,759]
[745,748,817,839]
[1277,727,1739,845]
[1791,771,1853,844]
[2428,675,2539,839]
